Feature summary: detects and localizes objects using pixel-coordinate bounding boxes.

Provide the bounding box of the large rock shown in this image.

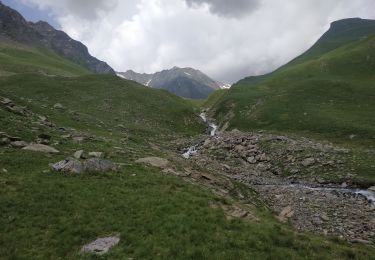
[136,157,169,168]
[53,103,64,110]
[50,158,83,174]
[74,150,85,159]
[22,143,59,153]
[81,235,120,255]
[88,152,103,158]
[83,158,119,173]
[368,186,375,192]
[277,206,294,223]
[301,158,315,167]
[0,137,11,145]
[51,158,118,174]
[11,141,28,148]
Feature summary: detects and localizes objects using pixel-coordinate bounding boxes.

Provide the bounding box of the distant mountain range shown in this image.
[117,67,230,99]
[0,1,115,74]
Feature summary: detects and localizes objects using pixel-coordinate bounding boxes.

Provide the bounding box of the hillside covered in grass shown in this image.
[0,43,90,77]
[1,3,375,257]
[211,18,375,147]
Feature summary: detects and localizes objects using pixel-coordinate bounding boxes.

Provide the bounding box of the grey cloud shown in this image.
[23,0,375,83]
[184,0,261,18]
[64,0,118,20]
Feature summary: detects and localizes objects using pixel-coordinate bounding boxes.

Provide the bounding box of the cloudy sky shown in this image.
[4,0,375,83]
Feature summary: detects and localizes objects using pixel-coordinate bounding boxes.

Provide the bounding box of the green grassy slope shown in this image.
[210,33,375,184]
[291,18,375,65]
[212,35,375,146]
[237,18,375,88]
[0,73,204,142]
[1,38,374,258]
[0,43,90,76]
[0,75,373,258]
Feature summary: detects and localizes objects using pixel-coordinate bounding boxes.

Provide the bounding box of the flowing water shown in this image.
[182,113,375,206]
[182,112,217,159]
[287,184,375,206]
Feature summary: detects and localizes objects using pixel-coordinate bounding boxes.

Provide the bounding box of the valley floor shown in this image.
[1,93,375,259]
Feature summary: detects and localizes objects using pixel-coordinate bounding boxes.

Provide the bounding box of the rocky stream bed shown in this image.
[181,113,375,245]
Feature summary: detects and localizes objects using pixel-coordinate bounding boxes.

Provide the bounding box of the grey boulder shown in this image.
[83,158,118,173]
[81,235,120,255]
[51,158,83,174]
[23,143,59,153]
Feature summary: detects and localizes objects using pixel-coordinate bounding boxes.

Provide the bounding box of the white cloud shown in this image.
[20,0,375,83]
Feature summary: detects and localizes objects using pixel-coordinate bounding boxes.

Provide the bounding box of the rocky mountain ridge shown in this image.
[0,1,115,74]
[117,66,230,99]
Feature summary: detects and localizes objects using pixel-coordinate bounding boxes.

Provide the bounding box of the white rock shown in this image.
[88,152,103,158]
[81,235,120,255]
[74,150,84,159]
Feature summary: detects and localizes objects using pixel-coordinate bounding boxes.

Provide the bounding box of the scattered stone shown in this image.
[38,115,47,122]
[88,152,103,158]
[83,158,119,173]
[53,103,64,110]
[277,206,294,222]
[290,169,300,174]
[222,164,231,170]
[0,137,11,145]
[301,158,315,167]
[350,239,373,245]
[369,186,375,192]
[135,157,169,168]
[247,156,257,164]
[10,141,28,148]
[22,144,59,154]
[50,158,83,174]
[184,130,375,243]
[162,168,190,177]
[36,138,50,145]
[0,97,12,105]
[51,158,118,174]
[74,150,85,159]
[320,213,330,221]
[226,205,249,219]
[2,168,7,173]
[81,235,120,255]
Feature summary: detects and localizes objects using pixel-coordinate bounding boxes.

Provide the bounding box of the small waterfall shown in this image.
[182,112,218,159]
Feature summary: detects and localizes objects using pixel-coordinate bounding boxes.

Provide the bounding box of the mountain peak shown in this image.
[118,67,229,99]
[0,2,115,74]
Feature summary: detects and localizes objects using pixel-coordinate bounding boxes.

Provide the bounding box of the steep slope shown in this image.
[118,67,230,99]
[0,1,115,74]
[0,73,204,139]
[238,18,375,87]
[0,42,90,76]
[211,18,375,147]
[292,18,375,64]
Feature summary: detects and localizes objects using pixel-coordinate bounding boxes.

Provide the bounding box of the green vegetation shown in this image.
[210,35,375,183]
[2,150,374,259]
[0,43,90,76]
[212,36,375,145]
[0,73,204,143]
[1,24,375,258]
[202,89,228,109]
